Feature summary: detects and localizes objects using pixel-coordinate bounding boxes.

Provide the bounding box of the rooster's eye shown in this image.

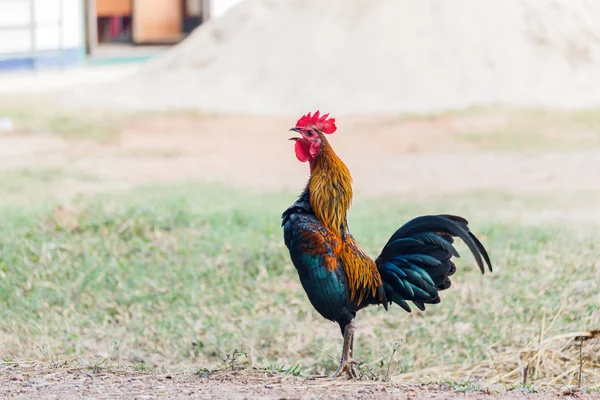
[306,130,314,137]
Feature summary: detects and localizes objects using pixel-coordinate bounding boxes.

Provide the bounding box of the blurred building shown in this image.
[0,0,246,71]
[0,0,83,70]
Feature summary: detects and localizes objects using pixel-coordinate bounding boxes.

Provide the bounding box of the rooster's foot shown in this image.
[327,358,358,379]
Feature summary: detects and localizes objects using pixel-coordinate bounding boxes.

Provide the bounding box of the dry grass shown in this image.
[0,96,123,142]
[399,329,600,388]
[432,107,600,152]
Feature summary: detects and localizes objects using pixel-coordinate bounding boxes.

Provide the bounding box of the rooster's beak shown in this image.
[289,127,300,140]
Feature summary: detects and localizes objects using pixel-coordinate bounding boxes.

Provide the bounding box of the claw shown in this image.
[328,358,358,379]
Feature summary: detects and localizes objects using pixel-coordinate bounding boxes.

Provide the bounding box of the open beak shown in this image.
[289,127,300,141]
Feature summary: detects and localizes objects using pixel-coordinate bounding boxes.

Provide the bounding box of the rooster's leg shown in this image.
[349,327,355,358]
[328,319,358,379]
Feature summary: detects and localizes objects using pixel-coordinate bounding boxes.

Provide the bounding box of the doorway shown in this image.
[84,0,208,61]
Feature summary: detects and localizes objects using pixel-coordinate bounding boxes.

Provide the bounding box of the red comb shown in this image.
[295,110,337,134]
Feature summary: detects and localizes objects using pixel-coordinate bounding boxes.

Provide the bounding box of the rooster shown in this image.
[281,111,493,379]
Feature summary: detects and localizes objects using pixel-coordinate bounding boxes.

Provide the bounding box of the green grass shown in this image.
[0,182,598,387]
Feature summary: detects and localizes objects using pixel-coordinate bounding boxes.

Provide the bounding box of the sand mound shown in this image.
[67,0,600,115]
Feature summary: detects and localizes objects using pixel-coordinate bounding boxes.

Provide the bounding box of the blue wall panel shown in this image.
[0,48,82,72]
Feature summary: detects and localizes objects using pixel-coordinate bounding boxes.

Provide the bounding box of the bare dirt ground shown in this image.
[1,367,596,400]
[2,112,600,200]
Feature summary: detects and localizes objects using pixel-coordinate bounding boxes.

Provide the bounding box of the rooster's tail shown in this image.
[375,215,492,313]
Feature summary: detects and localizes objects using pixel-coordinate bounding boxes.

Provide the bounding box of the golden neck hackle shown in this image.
[307,135,353,238]
[306,133,382,305]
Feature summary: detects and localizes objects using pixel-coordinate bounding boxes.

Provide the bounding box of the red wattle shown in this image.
[295,140,310,162]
